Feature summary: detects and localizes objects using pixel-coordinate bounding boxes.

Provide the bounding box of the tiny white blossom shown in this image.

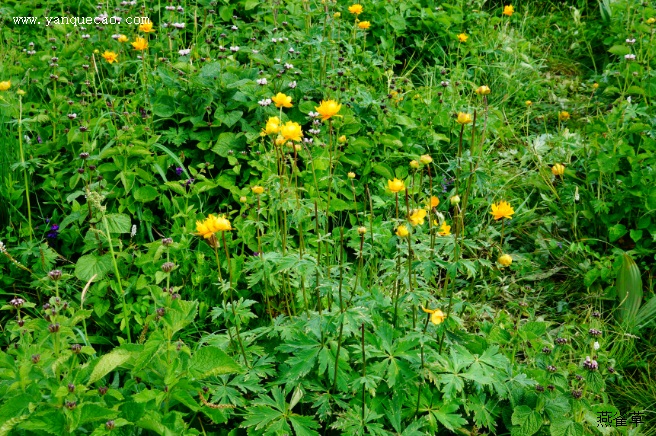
[112,16,122,23]
[131,224,137,238]
[593,341,600,350]
[230,46,240,52]
[231,25,238,30]
[625,53,636,60]
[258,98,272,106]
[252,49,259,54]
[288,81,297,89]
[256,78,268,85]
[284,63,294,69]
[178,48,191,56]
[112,34,121,39]
[626,38,636,44]
[81,34,90,39]
[68,113,77,119]
[274,58,281,63]
[574,186,579,202]
[288,47,295,53]
[308,111,319,118]
[0,240,5,253]
[172,22,185,29]
[177,6,184,12]
[165,5,175,10]
[271,38,278,43]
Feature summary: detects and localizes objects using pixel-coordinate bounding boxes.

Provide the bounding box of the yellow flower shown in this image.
[315,99,341,120]
[647,17,656,25]
[214,215,232,231]
[240,196,247,203]
[558,111,570,121]
[498,254,513,267]
[396,225,409,238]
[139,21,154,33]
[252,186,264,195]
[420,154,432,164]
[503,5,514,16]
[117,34,128,43]
[429,196,440,208]
[16,89,25,96]
[334,12,341,18]
[93,49,99,54]
[525,100,532,107]
[348,4,363,15]
[275,135,286,146]
[490,201,515,220]
[0,80,11,91]
[102,51,118,64]
[388,178,405,193]
[264,116,280,134]
[357,226,367,235]
[358,21,371,30]
[457,33,468,42]
[338,135,347,143]
[421,307,446,325]
[475,85,491,95]
[196,219,214,239]
[457,112,473,124]
[551,163,565,177]
[131,37,148,51]
[410,160,419,169]
[592,83,599,89]
[348,172,356,179]
[437,221,451,236]
[280,121,303,141]
[272,92,293,108]
[409,209,427,226]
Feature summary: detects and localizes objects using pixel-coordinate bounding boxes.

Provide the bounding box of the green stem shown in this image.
[18,96,33,241]
[102,215,131,343]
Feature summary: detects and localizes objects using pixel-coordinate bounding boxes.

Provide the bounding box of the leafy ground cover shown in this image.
[1,0,656,434]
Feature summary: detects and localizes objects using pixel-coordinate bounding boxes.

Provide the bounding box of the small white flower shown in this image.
[256,78,268,85]
[112,34,121,39]
[288,81,297,89]
[165,5,175,10]
[131,224,137,238]
[162,23,169,28]
[258,98,272,106]
[178,48,191,56]
[219,46,226,51]
[112,16,122,23]
[574,186,579,202]
[68,113,77,119]
[0,240,5,253]
[231,25,238,30]
[627,96,632,103]
[252,49,259,54]
[271,38,278,43]
[274,58,281,63]
[288,47,295,53]
[284,63,294,70]
[626,38,636,44]
[230,46,240,52]
[303,137,313,144]
[593,341,600,350]
[625,53,636,60]
[308,111,319,118]
[81,34,90,39]
[172,22,185,29]
[177,6,184,12]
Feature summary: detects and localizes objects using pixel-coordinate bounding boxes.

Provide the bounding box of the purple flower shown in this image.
[50,224,60,231]
[175,167,183,176]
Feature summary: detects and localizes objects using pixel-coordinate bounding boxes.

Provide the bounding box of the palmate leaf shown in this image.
[465,393,500,430]
[427,400,468,432]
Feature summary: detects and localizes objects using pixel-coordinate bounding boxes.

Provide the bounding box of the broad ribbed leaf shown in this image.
[616,253,642,325]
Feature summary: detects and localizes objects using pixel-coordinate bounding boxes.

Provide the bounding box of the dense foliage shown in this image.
[1,0,656,434]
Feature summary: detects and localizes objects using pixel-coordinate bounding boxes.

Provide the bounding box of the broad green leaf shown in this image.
[511,405,542,436]
[615,252,642,325]
[189,346,242,379]
[88,348,134,384]
[74,254,113,282]
[104,213,132,233]
[134,186,159,203]
[550,419,584,436]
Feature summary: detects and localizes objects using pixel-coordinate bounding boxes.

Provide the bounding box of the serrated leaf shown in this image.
[189,346,242,379]
[74,254,113,282]
[88,348,133,384]
[104,213,132,233]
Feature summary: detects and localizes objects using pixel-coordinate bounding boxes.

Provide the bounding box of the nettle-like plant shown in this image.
[0,292,242,435]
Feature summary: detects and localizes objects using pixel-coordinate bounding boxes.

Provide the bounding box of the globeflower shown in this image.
[252,186,265,195]
[131,37,148,51]
[358,21,371,30]
[272,92,293,108]
[348,4,363,15]
[475,85,491,95]
[410,160,419,169]
[490,201,514,220]
[196,214,232,239]
[498,254,513,267]
[503,5,514,16]
[420,154,432,164]
[437,221,451,236]
[264,116,280,134]
[396,225,409,238]
[0,80,10,91]
[348,172,356,179]
[388,178,405,193]
[102,51,118,64]
[558,111,570,121]
[280,121,303,141]
[117,34,128,43]
[457,33,468,42]
[429,196,439,208]
[409,209,427,226]
[315,99,341,120]
[139,21,154,32]
[421,307,446,325]
[457,112,473,124]
[551,163,565,177]
[357,226,367,235]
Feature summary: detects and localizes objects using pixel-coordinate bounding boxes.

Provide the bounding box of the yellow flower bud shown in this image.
[357,226,367,235]
[498,254,513,267]
[410,160,419,169]
[450,195,460,205]
[396,225,409,238]
[348,172,356,179]
[240,196,247,203]
[420,154,432,165]
[251,186,265,195]
[338,135,347,143]
[551,163,565,177]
